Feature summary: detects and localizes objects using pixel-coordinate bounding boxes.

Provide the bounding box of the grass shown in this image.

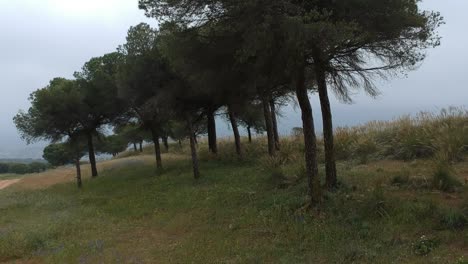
[1,152,468,263]
[0,174,18,180]
[332,107,468,163]
[1,107,468,263]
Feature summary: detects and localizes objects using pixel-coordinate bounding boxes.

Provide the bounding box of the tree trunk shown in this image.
[187,117,200,179]
[315,61,338,190]
[261,95,276,156]
[295,63,321,206]
[207,108,218,154]
[150,127,163,170]
[139,141,143,152]
[75,156,82,189]
[247,126,252,143]
[270,99,280,150]
[163,136,169,152]
[133,143,138,152]
[178,139,182,147]
[228,106,242,158]
[87,132,98,178]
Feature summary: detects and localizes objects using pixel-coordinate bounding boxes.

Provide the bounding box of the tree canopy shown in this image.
[14,0,442,201]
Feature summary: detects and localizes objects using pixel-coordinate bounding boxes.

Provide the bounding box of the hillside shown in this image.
[1,142,468,263]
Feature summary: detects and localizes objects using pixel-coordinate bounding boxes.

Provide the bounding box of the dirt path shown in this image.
[0,179,20,190]
[0,154,187,191]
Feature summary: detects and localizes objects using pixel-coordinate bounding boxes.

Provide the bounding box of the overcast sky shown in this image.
[0,0,466,159]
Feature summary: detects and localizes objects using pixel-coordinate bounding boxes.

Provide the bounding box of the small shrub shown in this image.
[391,173,410,186]
[432,161,461,192]
[363,186,391,218]
[269,169,288,189]
[409,201,438,220]
[438,208,467,230]
[343,246,367,262]
[353,135,378,164]
[268,167,302,190]
[412,235,439,256]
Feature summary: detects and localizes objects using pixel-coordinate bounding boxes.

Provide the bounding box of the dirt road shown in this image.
[0,154,186,191]
[0,179,20,190]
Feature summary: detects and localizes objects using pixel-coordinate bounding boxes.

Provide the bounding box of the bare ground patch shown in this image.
[0,179,21,190]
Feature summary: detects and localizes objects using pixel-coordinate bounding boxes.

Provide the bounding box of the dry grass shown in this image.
[331,107,468,163]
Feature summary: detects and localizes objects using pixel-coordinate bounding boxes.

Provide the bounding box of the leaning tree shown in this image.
[74,52,125,178]
[282,0,443,189]
[117,23,174,170]
[14,78,87,188]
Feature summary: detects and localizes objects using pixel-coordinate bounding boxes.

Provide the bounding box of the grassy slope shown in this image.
[1,153,468,263]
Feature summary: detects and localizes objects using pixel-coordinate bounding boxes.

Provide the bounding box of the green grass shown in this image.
[1,154,468,263]
[0,174,17,180]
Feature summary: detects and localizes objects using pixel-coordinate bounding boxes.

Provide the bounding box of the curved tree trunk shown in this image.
[87,132,98,178]
[207,108,218,154]
[187,117,200,179]
[315,62,338,190]
[247,125,252,143]
[133,143,138,152]
[150,127,163,170]
[139,141,143,152]
[75,156,82,189]
[262,95,276,156]
[295,63,321,206]
[228,106,242,158]
[270,99,280,150]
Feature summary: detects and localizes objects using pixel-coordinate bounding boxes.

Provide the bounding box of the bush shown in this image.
[0,162,49,175]
[0,163,9,174]
[390,169,410,186]
[432,161,461,192]
[438,208,467,230]
[28,162,47,173]
[9,163,30,174]
[269,169,289,189]
[362,186,391,218]
[412,235,439,256]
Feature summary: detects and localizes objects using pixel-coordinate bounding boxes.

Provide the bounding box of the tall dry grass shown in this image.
[124,107,467,167]
[333,107,468,164]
